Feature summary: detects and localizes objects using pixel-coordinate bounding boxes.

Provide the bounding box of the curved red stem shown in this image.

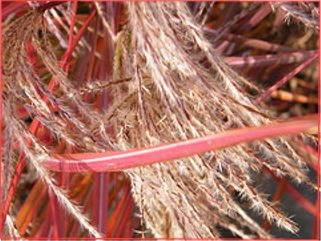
[43,115,317,173]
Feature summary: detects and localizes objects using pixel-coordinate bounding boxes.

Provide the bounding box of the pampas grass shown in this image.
[1,1,319,239]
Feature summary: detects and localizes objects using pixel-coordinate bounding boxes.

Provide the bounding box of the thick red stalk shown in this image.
[43,115,317,173]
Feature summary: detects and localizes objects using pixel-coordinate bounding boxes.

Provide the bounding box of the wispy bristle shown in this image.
[2,2,317,239]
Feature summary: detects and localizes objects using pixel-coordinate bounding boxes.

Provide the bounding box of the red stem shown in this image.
[255,53,318,104]
[49,190,62,238]
[60,1,78,235]
[216,4,272,53]
[224,51,316,67]
[262,178,287,231]
[2,2,28,20]
[267,169,318,216]
[205,27,296,53]
[17,184,48,236]
[43,115,317,172]
[312,200,320,239]
[238,3,272,33]
[294,138,318,172]
[2,2,64,20]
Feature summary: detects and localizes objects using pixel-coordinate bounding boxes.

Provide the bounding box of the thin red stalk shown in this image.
[36,207,52,237]
[114,174,120,200]
[91,175,100,230]
[297,138,318,156]
[124,210,139,238]
[17,104,59,119]
[91,33,106,236]
[294,138,318,172]
[14,180,43,231]
[312,200,320,239]
[63,174,82,234]
[26,193,51,237]
[36,2,65,12]
[205,27,296,53]
[222,32,295,52]
[99,174,109,234]
[68,175,93,237]
[224,51,316,67]
[43,115,317,172]
[1,9,97,229]
[262,178,287,231]
[60,146,70,236]
[49,191,62,238]
[238,3,272,33]
[108,183,130,236]
[94,4,117,234]
[121,197,135,237]
[65,12,99,231]
[254,53,318,104]
[61,1,78,235]
[267,169,317,216]
[0,0,2,234]
[2,2,28,20]
[114,196,134,237]
[317,19,320,238]
[92,98,109,232]
[2,2,65,21]
[61,8,97,69]
[124,200,135,237]
[67,0,78,56]
[218,3,239,27]
[283,183,316,216]
[111,184,133,237]
[273,6,285,29]
[216,4,272,53]
[85,18,99,83]
[17,185,48,235]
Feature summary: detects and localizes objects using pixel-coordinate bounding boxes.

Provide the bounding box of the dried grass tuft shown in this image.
[2,2,318,238]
